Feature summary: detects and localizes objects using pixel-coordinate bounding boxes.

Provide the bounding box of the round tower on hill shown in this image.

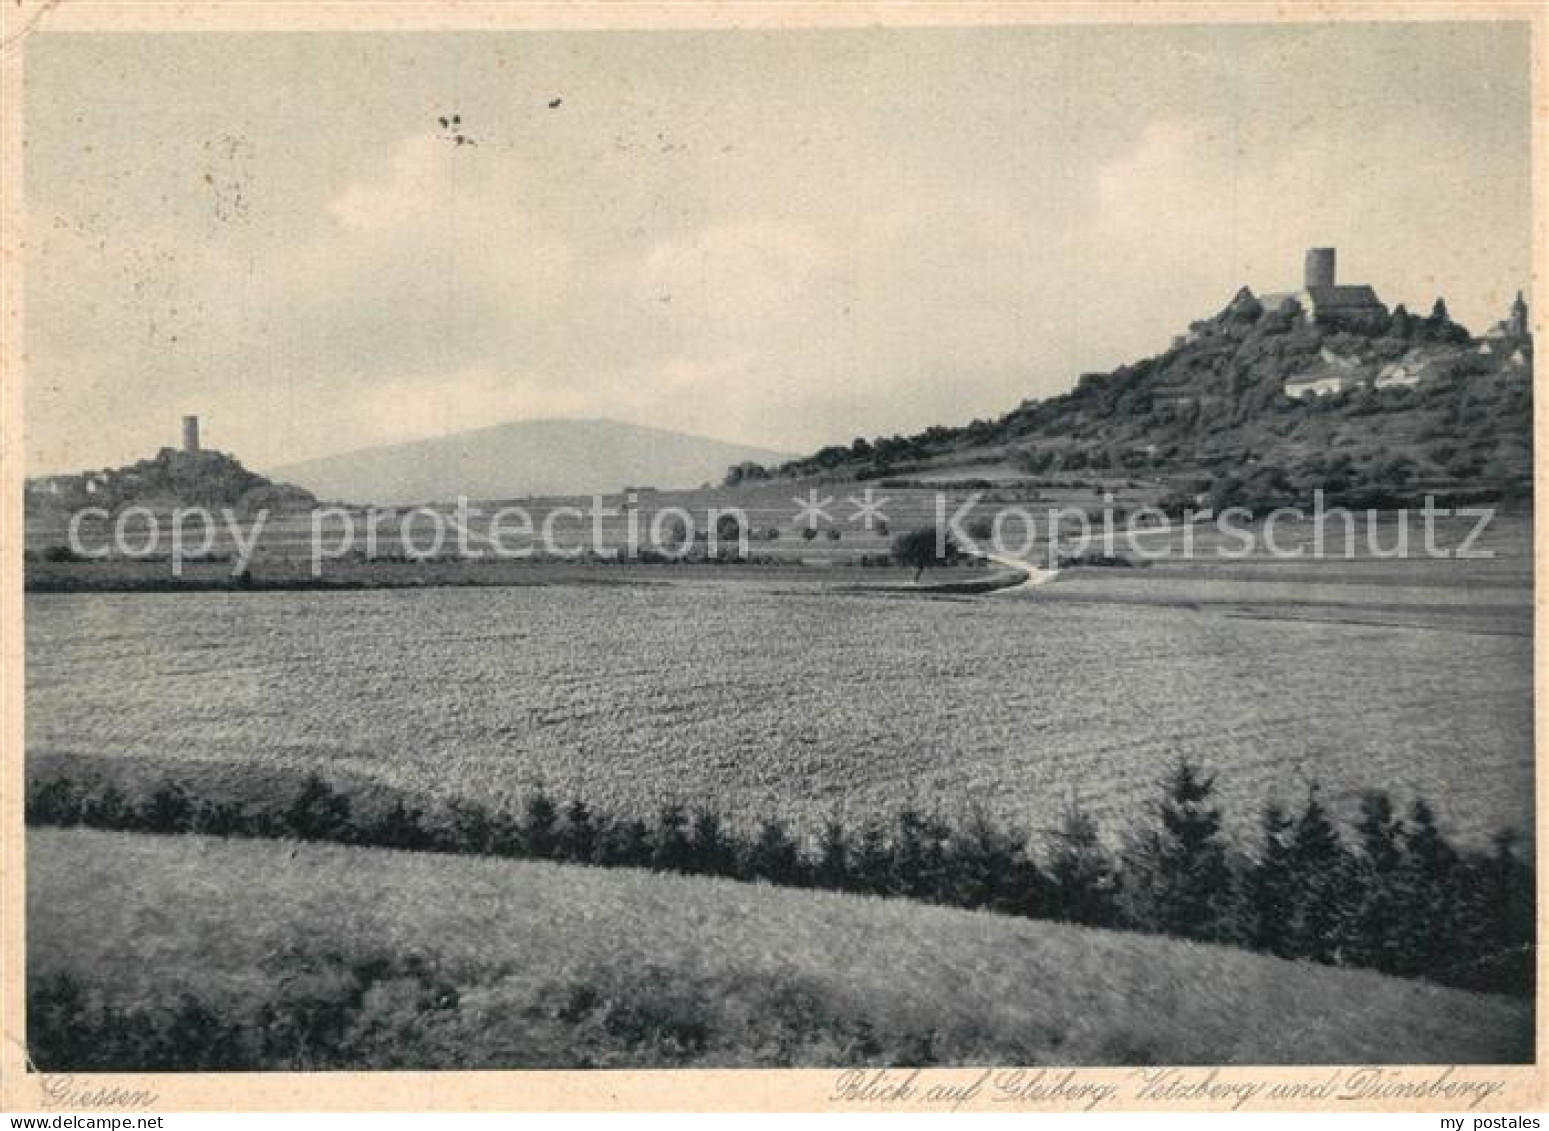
[1304,247,1336,289]
[182,415,201,454]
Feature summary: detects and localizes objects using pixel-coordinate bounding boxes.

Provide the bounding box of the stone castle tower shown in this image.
[1304,247,1337,289]
[182,415,201,454]
[1253,247,1385,329]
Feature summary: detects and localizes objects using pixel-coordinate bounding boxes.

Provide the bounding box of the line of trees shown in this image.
[26,760,1532,997]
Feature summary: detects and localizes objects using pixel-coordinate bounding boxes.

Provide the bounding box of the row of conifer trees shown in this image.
[25,759,1532,996]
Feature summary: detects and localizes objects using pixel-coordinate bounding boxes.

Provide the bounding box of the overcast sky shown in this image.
[24,22,1532,474]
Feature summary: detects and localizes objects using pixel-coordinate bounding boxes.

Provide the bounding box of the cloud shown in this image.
[22,27,1531,474]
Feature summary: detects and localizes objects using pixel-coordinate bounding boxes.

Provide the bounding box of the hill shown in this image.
[270,418,793,505]
[751,291,1533,510]
[28,827,1531,1070]
[24,447,316,518]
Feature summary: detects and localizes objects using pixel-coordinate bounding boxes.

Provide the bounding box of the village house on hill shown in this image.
[1283,346,1368,399]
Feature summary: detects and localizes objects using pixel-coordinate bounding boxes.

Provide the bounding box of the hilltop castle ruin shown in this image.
[1159,248,1532,403]
[1258,248,1389,331]
[25,416,318,516]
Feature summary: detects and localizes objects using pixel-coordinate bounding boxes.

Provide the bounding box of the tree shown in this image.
[1389,303,1413,339]
[744,818,803,884]
[27,777,82,826]
[600,817,652,867]
[1287,788,1350,963]
[1395,798,1461,980]
[285,774,352,842]
[714,512,746,549]
[1244,801,1297,956]
[1347,791,1406,972]
[651,802,694,872]
[377,798,438,850]
[889,808,950,901]
[1355,790,1404,869]
[655,514,691,555]
[1043,802,1119,927]
[522,788,558,858]
[814,819,853,890]
[1157,488,1198,518]
[488,808,524,857]
[690,808,737,876]
[140,783,193,833]
[891,528,960,582]
[1123,759,1234,942]
[1464,829,1534,995]
[948,805,1026,913]
[722,461,769,487]
[558,799,598,863]
[851,820,893,895]
[447,799,495,854]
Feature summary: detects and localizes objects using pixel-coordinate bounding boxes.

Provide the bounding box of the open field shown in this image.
[1031,572,1530,635]
[25,480,1106,564]
[1014,513,1532,634]
[27,827,1533,1069]
[23,556,979,591]
[26,484,1530,588]
[26,561,1533,845]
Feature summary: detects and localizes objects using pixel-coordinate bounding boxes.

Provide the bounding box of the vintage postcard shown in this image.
[1,0,1543,1115]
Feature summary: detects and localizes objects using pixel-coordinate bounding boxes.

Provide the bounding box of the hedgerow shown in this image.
[25,759,1532,997]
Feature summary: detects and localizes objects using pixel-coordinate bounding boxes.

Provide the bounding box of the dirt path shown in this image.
[975,549,1059,593]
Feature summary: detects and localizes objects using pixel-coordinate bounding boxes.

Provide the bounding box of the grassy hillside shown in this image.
[28,828,1532,1069]
[755,294,1532,505]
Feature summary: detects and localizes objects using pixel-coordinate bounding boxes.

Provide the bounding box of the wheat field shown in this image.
[25,575,1533,845]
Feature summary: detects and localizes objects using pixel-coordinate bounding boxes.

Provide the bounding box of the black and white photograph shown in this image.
[3,1,1541,1113]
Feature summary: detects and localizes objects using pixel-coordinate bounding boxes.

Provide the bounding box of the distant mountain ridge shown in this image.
[270,418,793,505]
